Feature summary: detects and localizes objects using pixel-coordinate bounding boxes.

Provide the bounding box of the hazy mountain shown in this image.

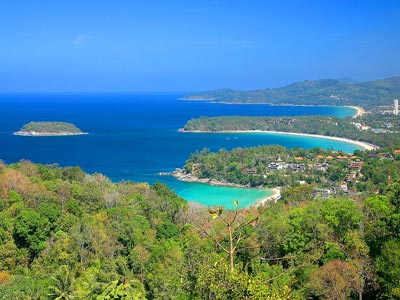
[181,76,400,109]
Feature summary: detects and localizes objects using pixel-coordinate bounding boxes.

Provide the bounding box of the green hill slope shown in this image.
[181,76,400,108]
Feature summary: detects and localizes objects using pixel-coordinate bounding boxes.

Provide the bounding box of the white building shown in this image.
[268,162,284,170]
[394,99,399,115]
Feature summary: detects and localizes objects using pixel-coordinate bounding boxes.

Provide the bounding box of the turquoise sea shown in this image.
[0,94,359,208]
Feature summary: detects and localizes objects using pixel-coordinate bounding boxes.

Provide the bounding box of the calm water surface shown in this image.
[0,94,358,208]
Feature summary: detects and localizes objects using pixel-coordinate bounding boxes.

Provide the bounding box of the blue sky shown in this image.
[1,0,399,92]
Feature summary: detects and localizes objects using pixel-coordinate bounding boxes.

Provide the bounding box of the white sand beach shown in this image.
[253,187,281,207]
[245,130,377,151]
[182,129,378,151]
[346,106,366,118]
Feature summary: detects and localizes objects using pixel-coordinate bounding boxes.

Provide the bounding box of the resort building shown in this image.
[313,163,329,172]
[268,162,284,171]
[242,167,257,175]
[349,160,363,172]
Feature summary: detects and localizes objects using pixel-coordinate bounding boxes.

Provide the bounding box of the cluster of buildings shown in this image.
[267,161,306,172]
[376,98,399,115]
[313,159,364,198]
[266,156,307,172]
[351,122,370,131]
[241,153,364,188]
[345,160,364,181]
[351,121,395,133]
[241,154,366,199]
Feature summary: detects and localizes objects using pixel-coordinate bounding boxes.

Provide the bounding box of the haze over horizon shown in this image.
[1,0,399,93]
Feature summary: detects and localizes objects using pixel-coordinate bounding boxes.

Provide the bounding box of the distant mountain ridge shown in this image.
[181,76,400,109]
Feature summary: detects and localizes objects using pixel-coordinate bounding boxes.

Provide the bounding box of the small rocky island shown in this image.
[14,121,87,136]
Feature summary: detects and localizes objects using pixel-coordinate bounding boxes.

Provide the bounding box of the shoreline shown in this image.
[179,129,378,151]
[171,168,252,188]
[14,131,89,137]
[170,168,275,208]
[252,188,281,207]
[345,106,365,118]
[180,99,365,115]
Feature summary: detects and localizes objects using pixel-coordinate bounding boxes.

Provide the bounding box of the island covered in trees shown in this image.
[14,121,87,136]
[180,76,400,109]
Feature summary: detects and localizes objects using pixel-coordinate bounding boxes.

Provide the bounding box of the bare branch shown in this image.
[264,258,318,283]
[201,228,230,254]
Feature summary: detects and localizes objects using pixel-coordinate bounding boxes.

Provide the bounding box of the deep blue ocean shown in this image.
[0,93,358,207]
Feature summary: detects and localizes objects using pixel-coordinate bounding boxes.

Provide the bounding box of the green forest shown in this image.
[1,159,400,299]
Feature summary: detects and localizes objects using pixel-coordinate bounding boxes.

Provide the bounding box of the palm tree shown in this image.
[48,265,74,300]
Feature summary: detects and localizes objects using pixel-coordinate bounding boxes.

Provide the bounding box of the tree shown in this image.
[309,259,361,300]
[200,201,266,272]
[320,198,362,241]
[48,265,75,300]
[363,195,393,256]
[96,279,146,300]
[281,184,314,205]
[194,261,248,300]
[376,238,400,299]
[13,208,50,259]
[343,230,377,300]
[129,245,150,283]
[385,180,400,208]
[145,240,185,299]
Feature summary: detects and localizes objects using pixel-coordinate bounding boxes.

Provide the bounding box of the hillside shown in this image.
[181,76,400,109]
[1,160,400,299]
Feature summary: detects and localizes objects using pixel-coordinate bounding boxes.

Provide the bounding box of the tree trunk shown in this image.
[229,225,234,272]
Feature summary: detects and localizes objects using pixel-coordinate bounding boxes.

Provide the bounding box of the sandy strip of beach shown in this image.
[246,130,377,151]
[182,129,378,151]
[253,188,281,207]
[346,106,365,118]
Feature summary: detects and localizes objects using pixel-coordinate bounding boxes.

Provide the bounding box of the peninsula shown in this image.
[14,121,87,136]
[178,114,400,148]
